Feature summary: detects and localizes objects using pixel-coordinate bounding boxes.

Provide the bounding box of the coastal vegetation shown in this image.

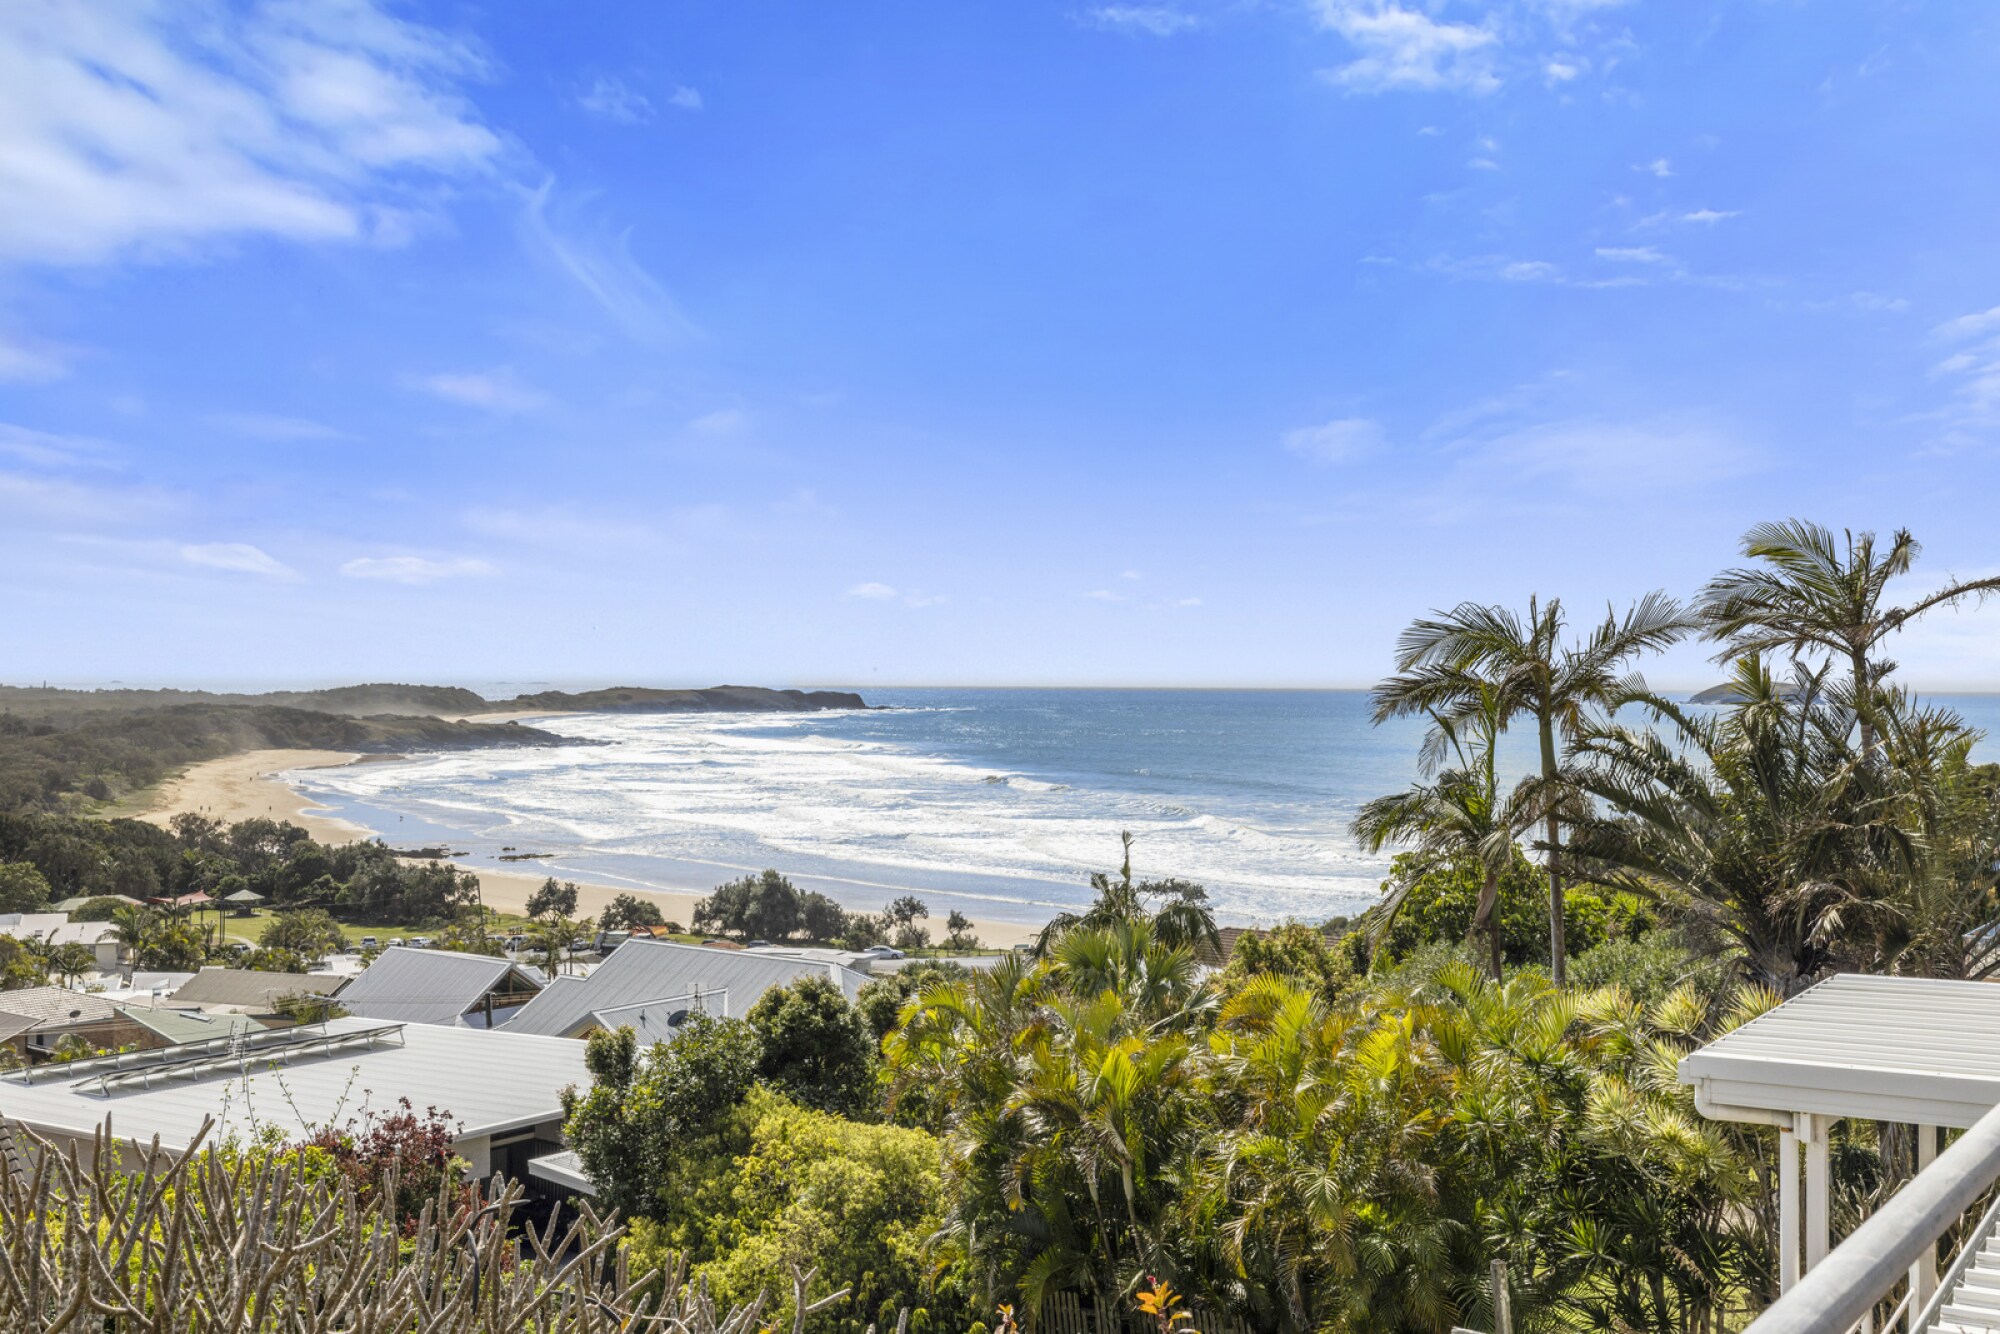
[6,519,1998,1332]
[0,683,867,814]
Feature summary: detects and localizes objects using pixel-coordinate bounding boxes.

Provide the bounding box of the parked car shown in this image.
[360,935,378,950]
[745,939,773,948]
[502,934,527,952]
[862,945,905,959]
[408,936,434,949]
[386,938,405,948]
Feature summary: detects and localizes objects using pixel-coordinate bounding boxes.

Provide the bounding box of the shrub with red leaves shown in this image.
[301,1098,468,1228]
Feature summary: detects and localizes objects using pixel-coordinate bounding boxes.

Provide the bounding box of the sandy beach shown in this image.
[136,749,1038,948]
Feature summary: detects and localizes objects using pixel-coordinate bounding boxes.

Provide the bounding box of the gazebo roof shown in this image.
[222,889,266,903]
[1679,972,2000,1129]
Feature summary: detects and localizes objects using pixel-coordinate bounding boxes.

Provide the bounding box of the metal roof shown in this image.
[311,949,544,1027]
[527,1149,593,1195]
[498,939,866,1039]
[114,1004,260,1045]
[0,1016,591,1149]
[0,914,69,941]
[1679,973,2000,1129]
[171,968,347,1012]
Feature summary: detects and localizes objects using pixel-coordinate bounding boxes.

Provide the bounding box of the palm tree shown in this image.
[1352,688,1529,980]
[1563,659,1907,994]
[1371,592,1688,984]
[1034,832,1220,958]
[1698,520,2000,754]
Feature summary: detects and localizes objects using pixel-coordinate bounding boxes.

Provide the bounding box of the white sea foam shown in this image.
[299,708,1393,925]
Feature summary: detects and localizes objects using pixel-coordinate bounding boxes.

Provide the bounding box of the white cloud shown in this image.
[0,0,501,267]
[204,411,351,441]
[0,332,74,382]
[845,581,945,607]
[667,85,703,111]
[1595,245,1668,264]
[341,554,492,584]
[407,368,547,412]
[520,179,699,344]
[1543,56,1582,83]
[180,541,296,579]
[1282,416,1384,463]
[1086,7,1201,36]
[1935,305,2000,342]
[1638,157,1673,177]
[688,408,747,435]
[1120,569,1143,580]
[1678,208,1737,225]
[1314,3,1498,94]
[1930,306,2000,444]
[1083,589,1123,602]
[576,75,651,123]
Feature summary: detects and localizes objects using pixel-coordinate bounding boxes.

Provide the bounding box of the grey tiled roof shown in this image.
[336,949,545,1027]
[499,939,866,1039]
[0,987,118,1028]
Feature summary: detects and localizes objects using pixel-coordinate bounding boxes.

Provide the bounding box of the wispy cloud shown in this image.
[341,554,493,584]
[406,368,547,413]
[0,0,501,267]
[180,542,297,579]
[1638,207,1739,229]
[204,412,353,441]
[0,332,75,382]
[688,408,747,436]
[520,180,699,345]
[1595,245,1668,264]
[1929,304,2000,447]
[1084,7,1201,36]
[576,75,652,123]
[846,581,945,607]
[1282,416,1384,463]
[667,85,704,111]
[1313,3,1498,95]
[1637,156,1673,178]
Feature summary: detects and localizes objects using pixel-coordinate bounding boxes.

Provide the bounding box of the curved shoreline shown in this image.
[132,749,1040,947]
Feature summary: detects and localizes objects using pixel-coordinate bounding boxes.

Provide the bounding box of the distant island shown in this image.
[0,683,866,815]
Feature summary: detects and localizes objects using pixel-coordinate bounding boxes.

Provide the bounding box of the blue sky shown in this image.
[4,0,2000,690]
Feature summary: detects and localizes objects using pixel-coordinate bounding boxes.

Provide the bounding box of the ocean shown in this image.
[289,688,2000,930]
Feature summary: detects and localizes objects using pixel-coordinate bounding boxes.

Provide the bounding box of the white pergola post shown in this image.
[1804,1113,1832,1270]
[1911,1124,1939,1309]
[1781,1122,1802,1292]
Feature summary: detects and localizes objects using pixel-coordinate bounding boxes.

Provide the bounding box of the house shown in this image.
[169,968,348,1019]
[335,948,545,1028]
[47,921,128,973]
[0,987,151,1061]
[0,1016,592,1186]
[0,913,72,944]
[497,938,868,1042]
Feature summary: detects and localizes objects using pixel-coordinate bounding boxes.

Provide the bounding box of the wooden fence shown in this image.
[1038,1292,1255,1334]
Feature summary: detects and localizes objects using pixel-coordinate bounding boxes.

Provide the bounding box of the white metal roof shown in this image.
[0,1016,590,1150]
[1679,973,2000,1129]
[335,948,545,1026]
[497,938,865,1039]
[527,1148,593,1195]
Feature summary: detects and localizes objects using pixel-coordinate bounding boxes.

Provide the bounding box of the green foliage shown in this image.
[601,892,666,931]
[0,935,47,990]
[1218,921,1356,1004]
[526,877,579,920]
[855,960,969,1042]
[625,1088,976,1334]
[748,974,877,1116]
[696,869,816,941]
[561,1014,764,1222]
[0,861,51,913]
[65,894,133,921]
[259,907,343,958]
